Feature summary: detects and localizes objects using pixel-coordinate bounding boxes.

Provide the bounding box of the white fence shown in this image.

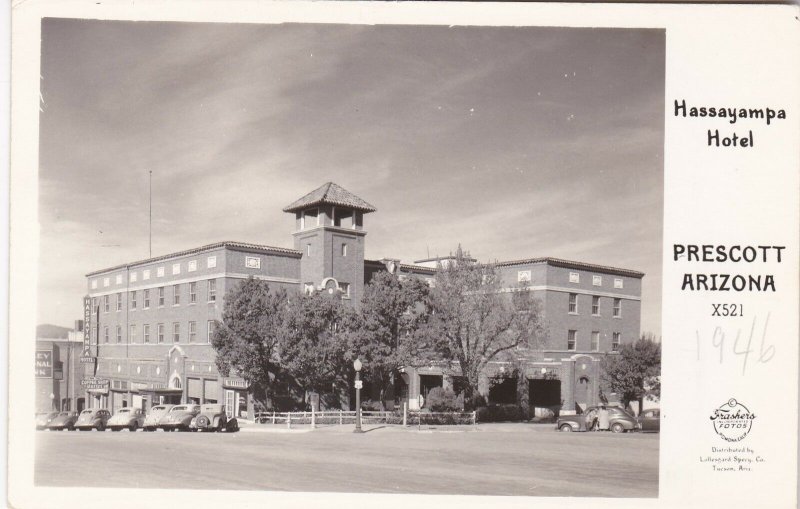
[252,409,477,429]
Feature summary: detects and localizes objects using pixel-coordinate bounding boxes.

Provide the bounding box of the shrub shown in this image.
[464,393,487,411]
[426,387,461,412]
[360,399,385,411]
[475,404,528,423]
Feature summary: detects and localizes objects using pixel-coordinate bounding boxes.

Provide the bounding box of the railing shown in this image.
[252,409,477,429]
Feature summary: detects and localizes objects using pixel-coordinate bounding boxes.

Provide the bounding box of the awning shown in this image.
[138,388,183,395]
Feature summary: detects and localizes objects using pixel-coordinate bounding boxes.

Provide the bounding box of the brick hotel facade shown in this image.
[81,183,643,417]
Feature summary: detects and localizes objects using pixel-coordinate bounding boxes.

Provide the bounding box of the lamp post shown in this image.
[353,358,364,433]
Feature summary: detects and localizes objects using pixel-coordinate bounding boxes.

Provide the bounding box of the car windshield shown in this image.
[81,410,94,415]
[118,409,130,414]
[58,412,70,417]
[171,406,188,412]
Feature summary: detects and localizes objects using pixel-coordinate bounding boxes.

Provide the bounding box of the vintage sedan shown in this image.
[45,411,79,431]
[556,406,638,433]
[108,407,146,432]
[189,404,239,432]
[75,408,112,431]
[637,408,661,432]
[158,404,200,432]
[36,411,59,430]
[143,404,174,431]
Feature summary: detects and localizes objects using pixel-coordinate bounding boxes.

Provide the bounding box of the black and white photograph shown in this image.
[8,1,800,508]
[29,17,666,498]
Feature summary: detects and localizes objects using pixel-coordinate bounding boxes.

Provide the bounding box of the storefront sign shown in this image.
[81,377,110,391]
[222,378,249,389]
[35,350,53,378]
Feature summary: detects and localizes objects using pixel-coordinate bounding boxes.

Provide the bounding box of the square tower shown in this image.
[283,182,376,306]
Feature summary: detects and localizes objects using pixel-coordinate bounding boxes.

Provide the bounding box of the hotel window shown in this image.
[91,279,98,289]
[189,321,197,343]
[104,326,109,343]
[173,284,180,306]
[592,275,602,286]
[304,283,314,295]
[130,324,137,344]
[157,266,165,277]
[568,293,578,314]
[143,269,151,280]
[130,272,137,283]
[158,287,165,307]
[130,291,137,310]
[116,325,122,343]
[103,277,110,287]
[189,282,197,304]
[339,282,350,298]
[103,295,109,313]
[612,333,621,352]
[591,296,600,316]
[518,270,531,283]
[207,320,215,343]
[115,274,123,285]
[567,330,577,351]
[143,324,151,344]
[208,279,217,302]
[613,298,621,318]
[172,322,180,343]
[188,260,197,272]
[207,256,217,269]
[143,289,150,309]
[591,331,600,351]
[341,244,347,257]
[245,256,261,269]
[116,293,122,312]
[157,324,165,344]
[569,272,580,283]
[614,278,623,289]
[172,263,181,275]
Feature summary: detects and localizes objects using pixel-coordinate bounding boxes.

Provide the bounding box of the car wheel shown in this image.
[611,423,624,433]
[96,422,105,432]
[559,423,573,432]
[129,423,137,432]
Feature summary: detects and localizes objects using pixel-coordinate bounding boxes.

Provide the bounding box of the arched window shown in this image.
[170,376,182,389]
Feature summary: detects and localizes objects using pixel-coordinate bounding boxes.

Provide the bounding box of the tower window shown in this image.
[301,208,318,229]
[306,244,312,257]
[341,244,347,257]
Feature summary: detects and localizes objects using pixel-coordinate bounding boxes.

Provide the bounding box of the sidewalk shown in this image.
[237,420,557,434]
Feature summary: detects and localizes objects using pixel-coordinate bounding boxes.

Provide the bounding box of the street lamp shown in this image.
[353,358,364,433]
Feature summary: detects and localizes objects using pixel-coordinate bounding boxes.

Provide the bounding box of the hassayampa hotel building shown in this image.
[82,183,643,417]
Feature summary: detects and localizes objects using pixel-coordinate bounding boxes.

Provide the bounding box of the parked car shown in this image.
[189,404,239,432]
[108,407,146,431]
[637,408,661,432]
[75,408,112,431]
[36,411,59,430]
[158,404,200,431]
[556,406,637,433]
[45,411,79,431]
[143,404,174,431]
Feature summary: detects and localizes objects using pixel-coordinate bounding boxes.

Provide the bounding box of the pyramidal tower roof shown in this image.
[283,182,377,213]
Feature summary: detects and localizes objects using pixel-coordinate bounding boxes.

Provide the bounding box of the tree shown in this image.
[342,271,430,406]
[419,248,545,404]
[278,292,351,397]
[210,278,287,407]
[600,334,661,408]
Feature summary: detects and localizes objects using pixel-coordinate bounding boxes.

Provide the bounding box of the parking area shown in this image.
[35,424,658,497]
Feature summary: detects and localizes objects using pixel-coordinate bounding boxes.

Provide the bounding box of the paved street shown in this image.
[35,424,658,497]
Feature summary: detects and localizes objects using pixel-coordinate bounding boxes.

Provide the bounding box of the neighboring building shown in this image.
[82,182,643,416]
[36,321,85,412]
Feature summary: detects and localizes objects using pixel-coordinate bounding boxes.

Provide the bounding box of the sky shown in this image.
[38,19,665,335]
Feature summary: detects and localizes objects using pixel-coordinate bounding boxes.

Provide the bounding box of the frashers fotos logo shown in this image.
[710,399,756,442]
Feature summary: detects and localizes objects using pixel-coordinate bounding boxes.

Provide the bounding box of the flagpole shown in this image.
[149,170,152,257]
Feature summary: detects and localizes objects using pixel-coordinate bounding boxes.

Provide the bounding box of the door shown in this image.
[225,390,236,418]
[641,409,659,431]
[575,376,590,411]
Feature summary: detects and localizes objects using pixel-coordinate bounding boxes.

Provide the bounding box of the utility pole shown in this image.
[149,170,152,257]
